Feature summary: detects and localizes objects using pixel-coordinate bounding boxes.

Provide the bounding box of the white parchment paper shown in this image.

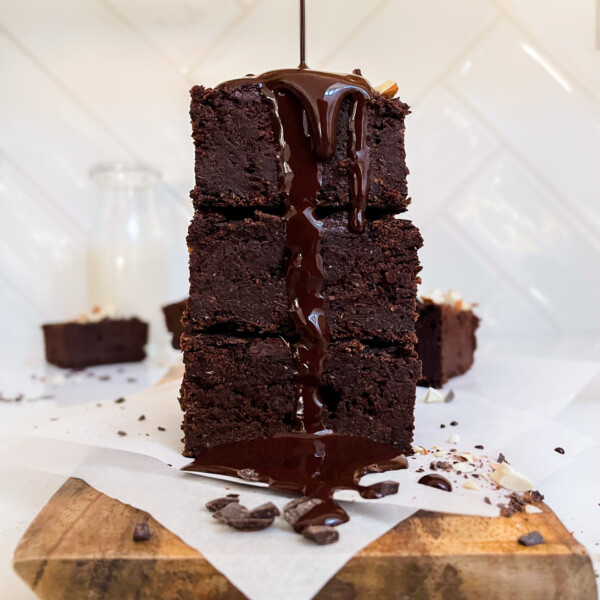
[1,353,598,600]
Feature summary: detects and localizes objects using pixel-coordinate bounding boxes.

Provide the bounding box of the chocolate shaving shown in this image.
[213,501,275,531]
[430,461,453,472]
[283,497,322,525]
[302,525,339,545]
[133,521,152,542]
[518,531,545,547]
[249,502,280,519]
[206,495,240,513]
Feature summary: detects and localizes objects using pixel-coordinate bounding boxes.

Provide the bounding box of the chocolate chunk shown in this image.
[497,453,508,464]
[474,445,484,450]
[205,495,240,513]
[484,496,492,505]
[238,468,261,481]
[115,397,125,404]
[157,426,166,432]
[249,502,280,519]
[213,501,274,531]
[518,531,545,547]
[554,447,565,454]
[440,424,446,428]
[283,497,322,525]
[450,421,458,426]
[117,431,127,436]
[302,525,339,545]
[138,415,146,421]
[133,521,152,542]
[359,480,399,499]
[445,390,455,403]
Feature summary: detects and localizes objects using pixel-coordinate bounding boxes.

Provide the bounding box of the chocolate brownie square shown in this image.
[186,212,422,343]
[190,85,410,213]
[180,333,419,456]
[42,318,148,369]
[162,299,187,349]
[415,300,480,388]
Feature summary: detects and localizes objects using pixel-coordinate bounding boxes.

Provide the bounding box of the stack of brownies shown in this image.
[179,83,423,457]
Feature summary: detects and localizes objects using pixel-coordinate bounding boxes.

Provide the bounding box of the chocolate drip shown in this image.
[220,68,373,430]
[183,434,408,530]
[418,474,453,492]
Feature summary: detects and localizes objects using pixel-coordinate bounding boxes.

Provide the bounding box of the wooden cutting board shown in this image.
[13,476,597,600]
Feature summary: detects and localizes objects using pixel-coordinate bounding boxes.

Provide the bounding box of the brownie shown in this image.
[186,211,422,343]
[190,85,410,213]
[415,300,480,388]
[180,333,419,456]
[42,318,148,369]
[162,299,187,349]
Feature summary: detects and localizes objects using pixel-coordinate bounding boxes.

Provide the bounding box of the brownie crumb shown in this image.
[138,415,146,421]
[523,490,544,504]
[430,461,453,471]
[133,521,152,542]
[484,496,492,505]
[117,430,127,436]
[157,426,166,432]
[450,421,458,426]
[284,497,322,525]
[238,468,261,481]
[440,424,446,428]
[213,501,275,531]
[518,531,545,547]
[554,447,565,455]
[302,525,339,545]
[497,453,508,464]
[474,445,484,449]
[98,375,111,381]
[206,495,240,513]
[115,397,125,404]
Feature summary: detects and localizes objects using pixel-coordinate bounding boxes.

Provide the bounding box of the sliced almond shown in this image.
[490,462,533,492]
[463,480,480,491]
[375,80,398,98]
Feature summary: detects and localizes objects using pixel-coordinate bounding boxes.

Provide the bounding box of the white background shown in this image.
[1,0,600,340]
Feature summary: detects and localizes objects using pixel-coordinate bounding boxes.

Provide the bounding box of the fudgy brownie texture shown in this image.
[190,85,410,213]
[186,211,422,343]
[180,333,419,456]
[415,301,480,388]
[42,318,148,369]
[162,299,187,349]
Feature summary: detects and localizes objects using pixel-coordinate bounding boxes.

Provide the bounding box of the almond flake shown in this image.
[463,480,480,491]
[490,462,533,492]
[374,80,398,98]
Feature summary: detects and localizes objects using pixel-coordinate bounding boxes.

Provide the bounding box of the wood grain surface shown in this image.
[13,477,597,600]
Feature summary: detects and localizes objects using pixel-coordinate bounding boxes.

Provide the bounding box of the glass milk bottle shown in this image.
[87,162,169,347]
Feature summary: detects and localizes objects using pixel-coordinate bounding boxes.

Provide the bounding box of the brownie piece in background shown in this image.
[415,290,480,388]
[162,299,187,349]
[190,85,410,213]
[186,211,422,343]
[180,333,419,456]
[42,317,148,369]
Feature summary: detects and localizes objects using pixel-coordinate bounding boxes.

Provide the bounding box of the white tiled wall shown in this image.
[1,0,599,338]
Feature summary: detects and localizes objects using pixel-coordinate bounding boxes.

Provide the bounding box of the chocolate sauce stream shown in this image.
[299,0,307,69]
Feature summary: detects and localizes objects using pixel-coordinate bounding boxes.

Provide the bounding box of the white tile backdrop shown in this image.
[1,0,599,339]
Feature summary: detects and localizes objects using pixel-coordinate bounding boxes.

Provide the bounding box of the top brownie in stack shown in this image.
[180,82,422,457]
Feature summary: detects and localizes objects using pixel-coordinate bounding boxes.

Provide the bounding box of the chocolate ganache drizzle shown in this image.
[183,0,408,532]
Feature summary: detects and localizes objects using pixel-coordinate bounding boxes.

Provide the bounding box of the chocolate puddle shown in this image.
[184,434,407,530]
[184,0,409,532]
